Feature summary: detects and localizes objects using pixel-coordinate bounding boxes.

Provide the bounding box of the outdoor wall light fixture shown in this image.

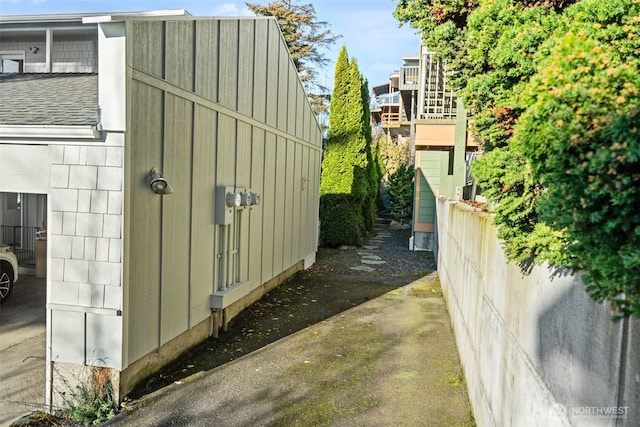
[29,46,39,54]
[148,167,174,195]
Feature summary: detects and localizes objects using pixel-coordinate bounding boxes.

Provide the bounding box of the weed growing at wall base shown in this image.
[55,365,118,425]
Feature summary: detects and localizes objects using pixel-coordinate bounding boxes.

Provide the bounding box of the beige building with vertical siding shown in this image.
[0,10,322,410]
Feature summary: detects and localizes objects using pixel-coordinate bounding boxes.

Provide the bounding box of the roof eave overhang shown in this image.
[82,9,190,24]
[0,9,189,25]
[0,125,102,140]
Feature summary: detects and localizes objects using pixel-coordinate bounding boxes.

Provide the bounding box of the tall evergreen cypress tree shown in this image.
[359,69,377,232]
[319,47,378,246]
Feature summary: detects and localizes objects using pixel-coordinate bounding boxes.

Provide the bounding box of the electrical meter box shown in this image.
[216,186,237,225]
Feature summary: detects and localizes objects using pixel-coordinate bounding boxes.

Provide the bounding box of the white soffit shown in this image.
[82,9,189,24]
[0,125,101,140]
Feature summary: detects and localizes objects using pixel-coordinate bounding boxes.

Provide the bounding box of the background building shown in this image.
[371,46,479,251]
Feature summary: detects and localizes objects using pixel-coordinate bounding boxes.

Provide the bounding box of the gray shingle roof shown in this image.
[0,73,99,126]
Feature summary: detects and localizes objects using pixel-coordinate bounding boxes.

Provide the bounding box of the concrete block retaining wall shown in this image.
[436,198,639,426]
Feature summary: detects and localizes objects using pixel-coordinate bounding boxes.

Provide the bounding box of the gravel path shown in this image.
[313,222,436,277]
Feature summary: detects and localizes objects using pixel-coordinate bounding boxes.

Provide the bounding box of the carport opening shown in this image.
[1,193,47,273]
[0,192,48,422]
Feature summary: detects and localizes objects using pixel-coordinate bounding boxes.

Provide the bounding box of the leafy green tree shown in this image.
[377,135,411,178]
[386,164,415,222]
[396,0,640,318]
[470,147,567,267]
[394,0,478,73]
[320,47,376,246]
[514,1,640,317]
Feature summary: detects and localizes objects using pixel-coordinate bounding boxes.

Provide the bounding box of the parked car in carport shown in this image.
[0,244,19,303]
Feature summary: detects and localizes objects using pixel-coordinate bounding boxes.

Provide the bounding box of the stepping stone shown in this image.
[362,245,379,250]
[350,266,375,272]
[357,251,374,256]
[361,259,386,265]
[362,255,382,261]
[376,233,392,238]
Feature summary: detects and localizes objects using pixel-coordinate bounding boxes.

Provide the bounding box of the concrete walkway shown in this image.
[107,228,473,426]
[0,275,46,427]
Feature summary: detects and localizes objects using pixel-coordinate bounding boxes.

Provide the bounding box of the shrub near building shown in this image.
[320,47,376,247]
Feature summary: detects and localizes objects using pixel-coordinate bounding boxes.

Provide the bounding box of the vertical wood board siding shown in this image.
[284,140,295,265]
[249,128,265,286]
[190,105,217,320]
[125,17,321,365]
[127,80,163,362]
[218,20,239,110]
[277,47,289,130]
[416,151,444,224]
[265,24,280,127]
[236,121,252,283]
[261,132,276,282]
[160,94,193,344]
[300,147,311,255]
[272,135,287,273]
[130,21,164,79]
[194,20,219,101]
[252,20,268,122]
[291,144,303,258]
[216,113,236,185]
[296,87,305,140]
[237,20,255,117]
[287,74,298,136]
[165,20,195,91]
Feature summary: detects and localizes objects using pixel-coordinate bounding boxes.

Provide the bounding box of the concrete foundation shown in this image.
[411,231,433,251]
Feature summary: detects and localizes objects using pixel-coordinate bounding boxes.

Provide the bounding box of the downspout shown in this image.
[45,28,52,73]
[219,224,227,292]
[45,200,53,411]
[211,224,228,338]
